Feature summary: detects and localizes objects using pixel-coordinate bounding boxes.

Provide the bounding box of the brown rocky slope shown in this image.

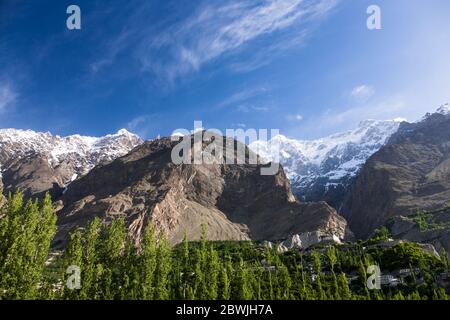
[56,134,353,246]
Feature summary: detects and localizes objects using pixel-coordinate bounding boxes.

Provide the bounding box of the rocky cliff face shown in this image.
[342,105,450,239]
[0,129,142,198]
[56,134,353,246]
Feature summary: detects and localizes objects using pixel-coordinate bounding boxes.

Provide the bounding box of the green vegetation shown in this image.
[366,227,391,245]
[1,191,449,300]
[411,208,450,232]
[0,191,57,299]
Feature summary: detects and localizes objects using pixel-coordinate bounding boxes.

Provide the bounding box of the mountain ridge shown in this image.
[0,128,142,198]
[249,118,403,208]
[342,107,450,241]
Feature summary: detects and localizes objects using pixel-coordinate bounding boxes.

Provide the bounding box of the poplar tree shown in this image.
[232,257,252,300]
[219,254,233,300]
[205,245,220,299]
[337,272,352,300]
[218,258,232,300]
[0,192,57,300]
[277,265,292,299]
[179,233,191,299]
[62,229,83,300]
[141,225,157,299]
[311,250,326,299]
[80,217,101,299]
[154,234,171,300]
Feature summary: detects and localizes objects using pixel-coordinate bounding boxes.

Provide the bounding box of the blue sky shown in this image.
[1,0,450,139]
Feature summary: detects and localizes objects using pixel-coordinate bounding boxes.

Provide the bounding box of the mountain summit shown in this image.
[0,128,142,198]
[249,119,402,209]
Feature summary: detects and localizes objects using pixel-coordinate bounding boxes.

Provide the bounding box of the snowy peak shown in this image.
[420,103,450,122]
[0,128,143,179]
[250,119,400,177]
[436,103,450,115]
[249,119,401,206]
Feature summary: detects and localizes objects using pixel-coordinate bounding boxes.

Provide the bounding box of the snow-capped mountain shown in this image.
[436,103,450,115]
[420,103,450,121]
[0,129,142,196]
[249,119,403,208]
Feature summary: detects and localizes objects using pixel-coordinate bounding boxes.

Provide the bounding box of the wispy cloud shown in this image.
[321,96,407,128]
[237,104,270,113]
[286,113,304,121]
[290,95,409,139]
[217,87,269,109]
[228,30,309,73]
[139,0,339,83]
[90,28,135,74]
[126,115,152,138]
[350,85,375,101]
[215,86,273,113]
[0,82,17,114]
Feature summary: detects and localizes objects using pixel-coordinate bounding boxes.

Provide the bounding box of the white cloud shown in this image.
[126,115,154,138]
[0,83,17,113]
[216,86,272,113]
[324,96,406,127]
[217,87,269,110]
[287,114,304,121]
[350,85,375,101]
[140,0,339,82]
[127,115,148,131]
[284,95,415,139]
[237,104,270,113]
[229,30,308,73]
[299,95,408,137]
[90,28,135,74]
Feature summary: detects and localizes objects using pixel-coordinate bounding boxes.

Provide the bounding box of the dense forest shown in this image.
[0,191,449,300]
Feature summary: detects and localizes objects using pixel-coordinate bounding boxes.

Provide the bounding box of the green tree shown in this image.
[62,229,83,300]
[141,225,157,299]
[205,245,220,299]
[0,192,57,299]
[311,250,326,299]
[337,273,352,300]
[326,246,339,299]
[154,234,171,300]
[277,265,292,299]
[219,255,233,300]
[232,257,253,300]
[79,217,101,299]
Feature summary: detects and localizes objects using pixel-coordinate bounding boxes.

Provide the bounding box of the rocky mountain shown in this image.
[249,119,402,209]
[342,104,450,239]
[0,128,142,198]
[55,134,353,246]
